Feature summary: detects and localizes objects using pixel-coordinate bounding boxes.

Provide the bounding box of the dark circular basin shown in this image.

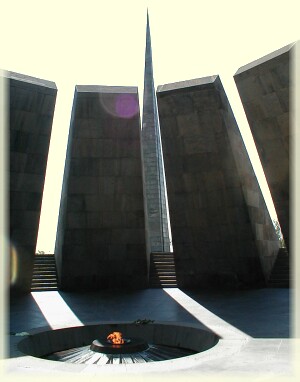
[17,322,220,365]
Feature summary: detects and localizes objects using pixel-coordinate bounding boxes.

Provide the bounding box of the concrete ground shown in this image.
[3,287,296,379]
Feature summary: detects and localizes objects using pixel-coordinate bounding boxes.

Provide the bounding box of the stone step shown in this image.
[31,276,57,281]
[32,276,57,281]
[152,263,175,268]
[34,255,56,258]
[268,281,289,286]
[150,281,177,284]
[150,277,177,281]
[270,270,289,276]
[151,269,176,273]
[269,275,290,280]
[33,267,56,272]
[33,270,57,274]
[150,276,177,280]
[31,278,57,283]
[33,265,56,269]
[34,255,55,258]
[32,280,57,284]
[151,252,174,255]
[31,283,58,288]
[33,262,56,266]
[273,265,289,270]
[271,264,289,269]
[149,252,177,288]
[267,283,289,288]
[152,257,175,260]
[152,268,175,272]
[31,279,57,284]
[31,286,58,291]
[274,257,289,262]
[32,275,57,279]
[270,266,289,272]
[269,277,289,282]
[150,270,176,275]
[151,254,174,259]
[151,268,176,272]
[150,270,176,274]
[33,263,56,266]
[150,280,177,283]
[267,248,290,288]
[31,254,58,291]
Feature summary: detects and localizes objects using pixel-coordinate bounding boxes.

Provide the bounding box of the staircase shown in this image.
[31,254,58,291]
[149,252,177,288]
[267,248,290,288]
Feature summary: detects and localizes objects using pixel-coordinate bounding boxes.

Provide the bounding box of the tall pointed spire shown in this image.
[141,10,171,254]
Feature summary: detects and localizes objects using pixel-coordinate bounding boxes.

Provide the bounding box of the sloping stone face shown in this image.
[8,71,57,294]
[234,44,292,250]
[55,86,147,290]
[157,76,279,289]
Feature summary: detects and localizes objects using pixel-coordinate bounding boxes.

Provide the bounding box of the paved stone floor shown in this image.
[2,287,297,379]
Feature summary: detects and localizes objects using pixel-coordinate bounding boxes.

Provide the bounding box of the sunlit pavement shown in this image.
[5,287,294,378]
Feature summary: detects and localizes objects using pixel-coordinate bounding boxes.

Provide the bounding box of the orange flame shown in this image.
[107,331,125,344]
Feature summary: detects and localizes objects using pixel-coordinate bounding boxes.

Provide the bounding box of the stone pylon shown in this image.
[234,44,292,251]
[141,11,171,254]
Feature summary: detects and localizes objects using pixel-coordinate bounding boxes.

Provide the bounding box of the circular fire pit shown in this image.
[17,322,219,365]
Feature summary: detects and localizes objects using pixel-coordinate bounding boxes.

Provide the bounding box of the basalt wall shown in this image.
[8,71,57,294]
[157,76,279,288]
[55,85,147,290]
[234,44,292,250]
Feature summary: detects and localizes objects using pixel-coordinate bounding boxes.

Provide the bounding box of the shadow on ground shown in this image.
[182,288,290,338]
[9,288,290,339]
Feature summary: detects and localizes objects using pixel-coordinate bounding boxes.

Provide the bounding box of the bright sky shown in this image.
[1,0,299,252]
